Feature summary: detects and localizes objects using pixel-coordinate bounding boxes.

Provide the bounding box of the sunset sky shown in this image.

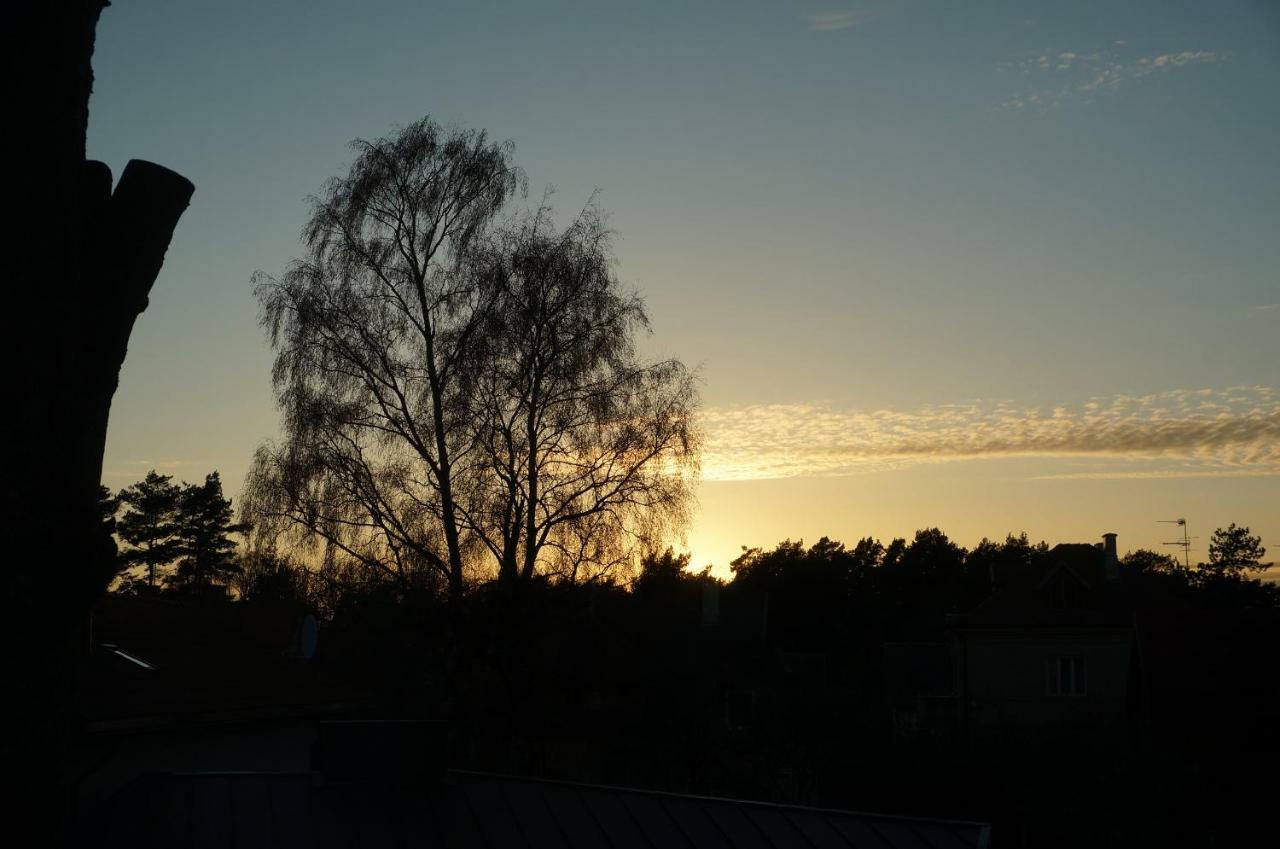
[91,1,1278,575]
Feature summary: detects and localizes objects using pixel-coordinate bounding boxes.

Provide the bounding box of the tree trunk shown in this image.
[521,378,540,581]
[420,308,466,599]
[4,4,192,841]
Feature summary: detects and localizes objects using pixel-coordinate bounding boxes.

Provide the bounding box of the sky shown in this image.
[91,1,1279,576]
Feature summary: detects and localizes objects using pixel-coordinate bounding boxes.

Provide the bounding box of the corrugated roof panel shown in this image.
[462,779,530,848]
[704,802,775,849]
[148,774,188,846]
[876,821,947,849]
[427,786,488,848]
[185,775,236,846]
[230,777,272,848]
[540,784,615,849]
[743,805,820,849]
[576,786,654,849]
[265,776,313,849]
[785,810,856,849]
[347,793,405,848]
[660,795,736,849]
[908,820,983,849]
[401,797,442,849]
[501,781,572,849]
[395,788,442,846]
[826,815,896,849]
[620,790,695,848]
[77,769,992,848]
[249,780,301,843]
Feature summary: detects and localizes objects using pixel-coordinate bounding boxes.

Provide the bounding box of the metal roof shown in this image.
[84,769,991,848]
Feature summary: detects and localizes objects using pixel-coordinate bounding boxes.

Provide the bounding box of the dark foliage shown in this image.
[167,472,251,591]
[235,551,307,604]
[115,470,182,589]
[111,470,250,595]
[1204,522,1269,579]
[1121,547,1183,575]
[245,117,698,599]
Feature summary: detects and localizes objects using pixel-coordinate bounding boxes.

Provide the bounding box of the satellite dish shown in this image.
[298,613,319,659]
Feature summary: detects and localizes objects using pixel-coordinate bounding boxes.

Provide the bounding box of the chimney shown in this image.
[1102,533,1119,583]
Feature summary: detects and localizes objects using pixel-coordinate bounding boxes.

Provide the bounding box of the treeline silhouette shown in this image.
[81,104,1275,847]
[24,5,1272,845]
[99,494,1277,846]
[103,470,248,595]
[102,476,1274,615]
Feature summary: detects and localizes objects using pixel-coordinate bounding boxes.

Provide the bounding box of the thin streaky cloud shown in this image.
[999,44,1223,110]
[102,459,205,483]
[1134,50,1218,75]
[1255,304,1280,312]
[807,10,865,32]
[1033,469,1280,481]
[702,387,1280,481]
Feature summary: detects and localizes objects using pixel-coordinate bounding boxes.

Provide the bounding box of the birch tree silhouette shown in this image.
[467,203,698,584]
[245,118,698,597]
[246,118,521,598]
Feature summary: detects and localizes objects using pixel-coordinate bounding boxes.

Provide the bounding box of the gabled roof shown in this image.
[80,595,366,728]
[83,768,992,849]
[954,543,1130,631]
[1038,545,1100,591]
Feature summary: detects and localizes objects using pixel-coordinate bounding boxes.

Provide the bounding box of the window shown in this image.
[726,689,756,730]
[892,706,920,741]
[1046,655,1086,696]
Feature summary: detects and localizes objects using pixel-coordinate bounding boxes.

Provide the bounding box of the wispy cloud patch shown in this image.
[102,459,203,483]
[702,387,1280,482]
[807,9,865,32]
[1255,304,1280,313]
[1033,469,1280,481]
[1137,51,1218,73]
[999,43,1224,109]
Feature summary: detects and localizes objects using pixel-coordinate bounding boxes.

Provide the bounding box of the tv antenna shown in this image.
[1159,518,1195,570]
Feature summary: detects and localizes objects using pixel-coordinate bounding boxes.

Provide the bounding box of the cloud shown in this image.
[999,44,1223,109]
[1135,51,1218,74]
[807,10,864,32]
[701,387,1280,481]
[1255,304,1280,313]
[1032,469,1280,481]
[102,459,204,483]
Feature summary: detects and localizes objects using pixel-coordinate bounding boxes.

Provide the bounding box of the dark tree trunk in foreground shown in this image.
[3,2,192,840]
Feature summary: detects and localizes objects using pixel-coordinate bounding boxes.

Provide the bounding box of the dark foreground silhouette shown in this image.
[71,528,1277,847]
[5,4,192,843]
[12,7,1275,848]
